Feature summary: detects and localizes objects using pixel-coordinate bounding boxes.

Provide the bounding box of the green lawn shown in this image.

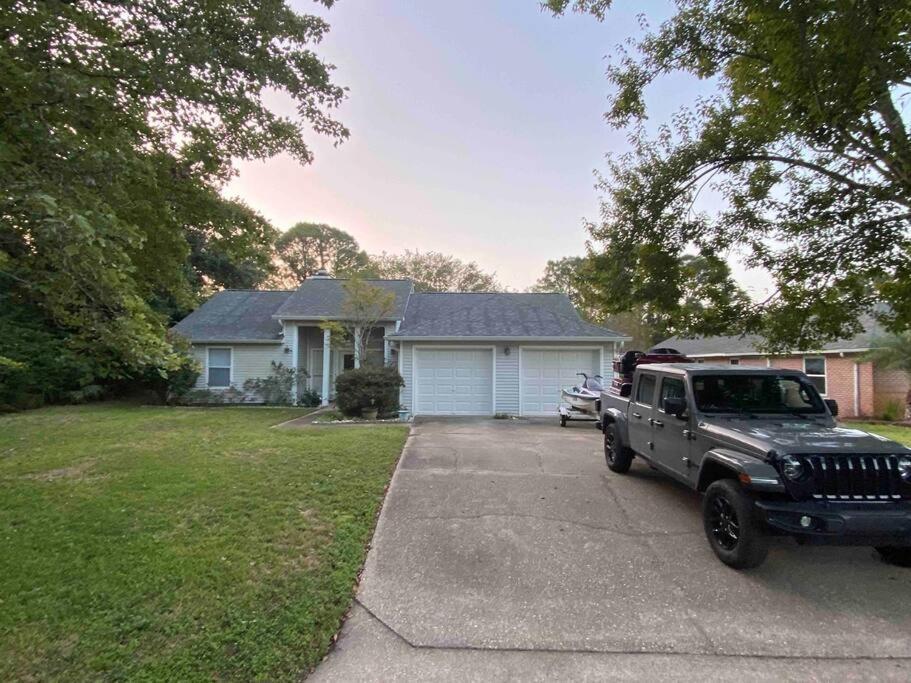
[0,405,408,681]
[846,422,911,447]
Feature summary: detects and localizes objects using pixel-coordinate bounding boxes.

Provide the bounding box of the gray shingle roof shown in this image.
[273,278,414,319]
[172,290,290,342]
[660,313,888,356]
[390,292,628,339]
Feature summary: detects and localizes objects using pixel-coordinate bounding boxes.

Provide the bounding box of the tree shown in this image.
[320,278,397,368]
[547,0,911,351]
[1,0,347,392]
[273,223,369,286]
[531,254,749,347]
[369,250,502,292]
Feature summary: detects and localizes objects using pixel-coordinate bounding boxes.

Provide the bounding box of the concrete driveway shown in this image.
[312,418,911,681]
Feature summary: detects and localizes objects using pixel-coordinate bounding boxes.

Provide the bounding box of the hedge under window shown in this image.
[803,356,826,395]
[208,348,232,387]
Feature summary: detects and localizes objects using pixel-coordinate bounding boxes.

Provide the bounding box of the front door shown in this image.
[652,375,694,482]
[628,372,657,455]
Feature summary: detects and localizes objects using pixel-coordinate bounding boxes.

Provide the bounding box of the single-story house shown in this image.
[660,316,909,419]
[172,272,629,416]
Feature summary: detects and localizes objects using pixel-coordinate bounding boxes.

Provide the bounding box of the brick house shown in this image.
[660,316,909,419]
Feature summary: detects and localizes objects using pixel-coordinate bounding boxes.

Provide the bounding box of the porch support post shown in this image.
[321,328,331,406]
[290,323,299,405]
[353,326,362,369]
[383,324,392,366]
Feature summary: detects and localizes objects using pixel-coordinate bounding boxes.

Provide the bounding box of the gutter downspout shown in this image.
[853,362,860,418]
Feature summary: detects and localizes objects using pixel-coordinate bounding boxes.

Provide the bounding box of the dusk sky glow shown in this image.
[226,0,771,295]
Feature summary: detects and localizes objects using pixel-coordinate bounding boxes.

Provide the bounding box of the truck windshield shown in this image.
[692,374,825,414]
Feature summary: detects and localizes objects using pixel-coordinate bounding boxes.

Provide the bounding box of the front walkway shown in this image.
[311,417,911,681]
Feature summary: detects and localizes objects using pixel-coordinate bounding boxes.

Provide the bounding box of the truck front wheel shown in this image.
[702,479,769,570]
[604,423,633,474]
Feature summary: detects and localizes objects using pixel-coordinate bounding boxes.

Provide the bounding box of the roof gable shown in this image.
[391,292,627,339]
[273,278,414,320]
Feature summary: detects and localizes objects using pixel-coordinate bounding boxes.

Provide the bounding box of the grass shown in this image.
[0,404,408,681]
[846,422,911,447]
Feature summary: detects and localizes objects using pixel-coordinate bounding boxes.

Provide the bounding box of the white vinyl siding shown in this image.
[191,343,286,400]
[399,340,618,416]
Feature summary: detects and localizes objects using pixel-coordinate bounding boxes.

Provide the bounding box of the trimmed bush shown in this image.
[334,365,404,417]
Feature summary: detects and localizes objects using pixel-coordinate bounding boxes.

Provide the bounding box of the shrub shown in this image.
[334,366,404,417]
[243,362,309,405]
[298,387,321,407]
[138,344,201,405]
[879,399,904,422]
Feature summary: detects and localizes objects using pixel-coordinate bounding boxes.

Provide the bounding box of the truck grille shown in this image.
[806,455,907,501]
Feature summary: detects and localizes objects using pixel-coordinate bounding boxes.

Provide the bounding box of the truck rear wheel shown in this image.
[875,546,911,567]
[604,423,633,474]
[702,479,769,570]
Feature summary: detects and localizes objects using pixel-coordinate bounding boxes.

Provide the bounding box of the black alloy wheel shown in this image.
[603,423,633,473]
[702,479,769,569]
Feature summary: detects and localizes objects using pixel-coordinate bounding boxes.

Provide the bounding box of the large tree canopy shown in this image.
[532,254,748,348]
[0,0,346,387]
[548,0,911,351]
[369,250,502,292]
[273,223,370,285]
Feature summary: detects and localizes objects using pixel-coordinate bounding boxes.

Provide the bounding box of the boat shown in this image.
[559,373,604,426]
[608,347,692,396]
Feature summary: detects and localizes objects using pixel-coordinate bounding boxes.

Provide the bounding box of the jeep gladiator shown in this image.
[600,364,911,569]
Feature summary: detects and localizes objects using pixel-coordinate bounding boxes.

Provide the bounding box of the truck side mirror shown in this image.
[663,396,687,417]
[824,398,839,417]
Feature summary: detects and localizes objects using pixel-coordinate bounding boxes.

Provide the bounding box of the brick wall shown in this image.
[873,365,911,417]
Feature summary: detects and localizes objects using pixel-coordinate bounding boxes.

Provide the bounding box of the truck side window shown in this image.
[659,377,686,411]
[636,373,656,405]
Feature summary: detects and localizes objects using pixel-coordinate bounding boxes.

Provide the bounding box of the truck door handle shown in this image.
[682,429,693,440]
[632,412,642,419]
[652,419,663,428]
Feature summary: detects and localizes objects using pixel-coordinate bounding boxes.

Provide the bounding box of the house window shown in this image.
[730,358,740,366]
[803,356,826,395]
[343,353,355,370]
[208,348,232,387]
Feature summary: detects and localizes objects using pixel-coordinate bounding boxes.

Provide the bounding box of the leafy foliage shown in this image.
[243,361,310,405]
[369,249,502,292]
[531,254,749,346]
[548,0,911,351]
[273,223,369,286]
[321,277,397,365]
[334,366,405,417]
[1,0,346,392]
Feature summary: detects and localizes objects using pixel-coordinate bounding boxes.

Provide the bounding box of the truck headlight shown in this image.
[780,454,805,481]
[899,456,911,482]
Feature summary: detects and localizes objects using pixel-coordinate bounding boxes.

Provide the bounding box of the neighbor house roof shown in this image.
[172,290,291,343]
[272,278,414,320]
[388,292,629,340]
[660,313,888,357]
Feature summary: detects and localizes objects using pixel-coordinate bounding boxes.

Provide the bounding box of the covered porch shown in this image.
[290,324,396,405]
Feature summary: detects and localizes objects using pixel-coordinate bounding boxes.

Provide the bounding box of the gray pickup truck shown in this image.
[600,364,911,569]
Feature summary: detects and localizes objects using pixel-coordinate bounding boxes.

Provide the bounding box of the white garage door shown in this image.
[414,348,494,415]
[521,348,600,416]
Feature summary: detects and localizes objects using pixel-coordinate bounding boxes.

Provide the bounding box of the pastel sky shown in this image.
[227,0,770,295]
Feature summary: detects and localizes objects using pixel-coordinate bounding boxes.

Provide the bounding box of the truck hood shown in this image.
[699,418,911,456]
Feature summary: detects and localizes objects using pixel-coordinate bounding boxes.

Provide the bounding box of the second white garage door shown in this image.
[414,348,494,415]
[520,348,601,416]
